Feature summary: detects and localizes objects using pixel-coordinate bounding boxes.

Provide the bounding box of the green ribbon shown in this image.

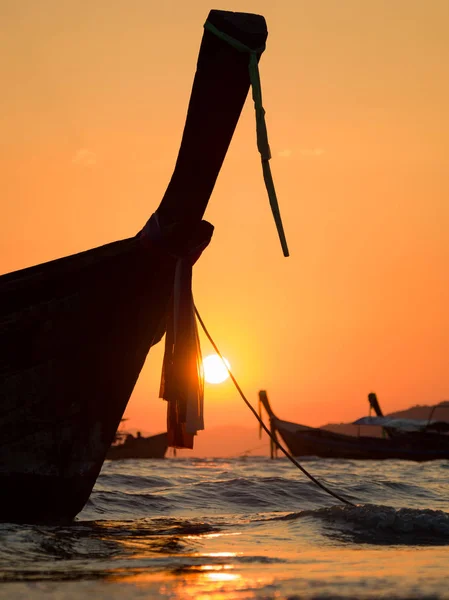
[204,20,289,257]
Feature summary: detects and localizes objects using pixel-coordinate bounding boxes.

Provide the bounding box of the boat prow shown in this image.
[0,10,270,523]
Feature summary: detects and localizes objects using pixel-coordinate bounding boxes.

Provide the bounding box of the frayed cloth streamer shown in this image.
[204,20,289,257]
[161,256,203,449]
[140,213,212,449]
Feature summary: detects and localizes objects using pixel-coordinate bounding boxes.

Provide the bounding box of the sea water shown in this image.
[1,457,448,599]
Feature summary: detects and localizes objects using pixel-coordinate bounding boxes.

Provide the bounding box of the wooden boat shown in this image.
[107,432,168,460]
[0,10,271,523]
[259,391,449,461]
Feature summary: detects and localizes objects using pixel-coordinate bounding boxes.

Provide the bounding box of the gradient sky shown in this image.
[1,1,448,438]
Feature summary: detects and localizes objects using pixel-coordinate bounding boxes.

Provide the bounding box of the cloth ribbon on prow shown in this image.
[140,213,214,449]
[204,19,289,258]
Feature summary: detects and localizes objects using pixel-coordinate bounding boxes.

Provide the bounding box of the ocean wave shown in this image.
[1,457,449,597]
[89,473,352,518]
[97,473,175,491]
[268,504,449,545]
[82,461,449,522]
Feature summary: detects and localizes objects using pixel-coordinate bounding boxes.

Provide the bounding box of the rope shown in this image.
[204,20,289,258]
[195,306,355,507]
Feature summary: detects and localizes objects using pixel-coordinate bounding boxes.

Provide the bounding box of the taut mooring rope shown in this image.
[195,306,355,507]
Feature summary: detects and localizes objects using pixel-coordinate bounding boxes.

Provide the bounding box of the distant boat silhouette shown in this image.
[259,391,449,461]
[0,10,271,523]
[107,431,168,460]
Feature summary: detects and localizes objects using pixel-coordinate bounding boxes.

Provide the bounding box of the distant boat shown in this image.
[0,10,271,523]
[259,391,449,461]
[107,431,168,460]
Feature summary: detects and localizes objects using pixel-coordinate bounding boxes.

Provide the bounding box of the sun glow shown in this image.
[203,354,231,384]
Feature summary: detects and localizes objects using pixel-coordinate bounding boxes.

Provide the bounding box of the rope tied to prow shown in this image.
[204,20,289,258]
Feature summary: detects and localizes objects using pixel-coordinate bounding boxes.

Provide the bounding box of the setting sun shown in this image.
[203,354,231,384]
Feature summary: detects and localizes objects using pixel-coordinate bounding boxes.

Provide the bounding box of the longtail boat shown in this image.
[259,391,449,461]
[107,432,168,460]
[0,10,285,523]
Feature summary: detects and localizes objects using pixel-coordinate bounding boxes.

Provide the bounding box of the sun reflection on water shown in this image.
[111,567,272,600]
[198,552,237,558]
[202,571,241,583]
[199,565,232,571]
[186,531,242,540]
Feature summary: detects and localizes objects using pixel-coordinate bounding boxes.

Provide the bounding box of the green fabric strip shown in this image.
[204,20,289,257]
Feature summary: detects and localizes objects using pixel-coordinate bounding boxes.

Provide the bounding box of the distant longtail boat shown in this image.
[0,10,273,523]
[259,391,449,461]
[107,431,168,460]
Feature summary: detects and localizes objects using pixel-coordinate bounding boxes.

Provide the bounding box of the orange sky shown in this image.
[1,0,449,440]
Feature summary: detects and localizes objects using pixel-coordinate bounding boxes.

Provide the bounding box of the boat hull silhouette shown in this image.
[0,10,268,523]
[275,418,449,461]
[259,391,449,462]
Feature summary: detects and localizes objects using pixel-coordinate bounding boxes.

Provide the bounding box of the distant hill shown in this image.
[322,401,449,437]
[385,401,449,421]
